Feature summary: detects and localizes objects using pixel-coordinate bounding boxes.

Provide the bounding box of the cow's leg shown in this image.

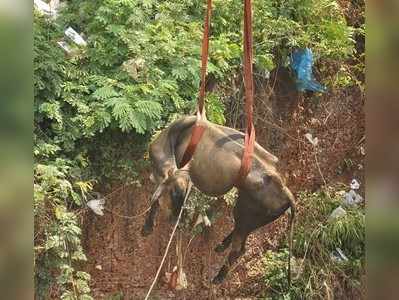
[214,230,234,253]
[141,200,159,236]
[212,189,289,284]
[212,228,249,284]
[214,191,247,253]
[212,193,251,283]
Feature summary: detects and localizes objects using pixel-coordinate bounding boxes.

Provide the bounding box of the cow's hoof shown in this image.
[214,244,226,253]
[211,274,225,285]
[141,225,153,237]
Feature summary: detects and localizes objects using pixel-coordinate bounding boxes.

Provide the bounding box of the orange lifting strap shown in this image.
[178,0,256,186]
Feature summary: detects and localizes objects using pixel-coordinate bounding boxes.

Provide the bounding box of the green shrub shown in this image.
[262,188,365,299]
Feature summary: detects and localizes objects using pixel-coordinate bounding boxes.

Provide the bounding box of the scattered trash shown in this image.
[343,189,363,207]
[328,206,347,221]
[57,26,87,55]
[87,198,105,216]
[331,247,348,262]
[34,0,51,15]
[166,266,187,290]
[341,179,363,207]
[176,267,187,290]
[305,133,319,146]
[290,48,327,93]
[194,214,211,227]
[34,0,60,18]
[166,232,188,291]
[57,41,72,54]
[165,266,188,291]
[65,27,87,47]
[350,179,360,190]
[359,146,365,156]
[95,265,102,270]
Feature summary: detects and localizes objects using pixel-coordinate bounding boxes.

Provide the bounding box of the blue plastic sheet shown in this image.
[290,48,327,93]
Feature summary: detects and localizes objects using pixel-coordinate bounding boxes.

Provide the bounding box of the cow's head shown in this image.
[149,169,190,219]
[251,171,295,212]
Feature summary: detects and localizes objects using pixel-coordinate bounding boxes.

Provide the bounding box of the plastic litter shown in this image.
[165,267,187,290]
[34,0,51,15]
[194,214,211,227]
[290,48,327,93]
[57,41,72,54]
[65,27,87,47]
[350,179,360,190]
[34,0,60,18]
[87,199,105,216]
[328,206,346,221]
[304,133,319,146]
[341,179,363,207]
[359,146,365,156]
[176,267,188,290]
[331,247,348,262]
[343,190,363,206]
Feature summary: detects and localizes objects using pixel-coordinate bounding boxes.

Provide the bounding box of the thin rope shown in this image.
[89,184,154,219]
[103,206,152,220]
[144,182,193,300]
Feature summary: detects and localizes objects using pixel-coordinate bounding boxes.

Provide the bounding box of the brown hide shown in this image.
[173,118,280,196]
[144,116,295,285]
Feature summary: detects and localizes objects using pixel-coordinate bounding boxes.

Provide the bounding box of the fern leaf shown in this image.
[104,97,127,108]
[125,111,147,134]
[92,86,119,100]
[134,100,162,119]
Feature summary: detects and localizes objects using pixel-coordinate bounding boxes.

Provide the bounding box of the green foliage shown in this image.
[206,94,226,125]
[262,187,365,299]
[34,161,93,299]
[182,187,237,234]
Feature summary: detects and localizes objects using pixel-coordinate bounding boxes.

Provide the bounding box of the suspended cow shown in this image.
[142,116,295,284]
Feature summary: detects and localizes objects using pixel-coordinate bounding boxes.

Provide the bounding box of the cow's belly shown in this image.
[174,122,248,196]
[187,141,241,196]
[189,167,234,196]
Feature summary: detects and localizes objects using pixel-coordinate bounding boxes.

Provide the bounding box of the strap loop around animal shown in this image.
[178,0,212,169]
[197,0,212,116]
[235,0,256,186]
[178,116,206,168]
[179,0,256,184]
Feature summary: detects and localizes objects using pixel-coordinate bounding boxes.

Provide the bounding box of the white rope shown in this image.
[103,205,152,219]
[90,185,155,219]
[144,182,193,300]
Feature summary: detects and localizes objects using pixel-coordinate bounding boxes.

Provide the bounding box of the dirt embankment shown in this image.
[83,178,280,299]
[83,65,364,298]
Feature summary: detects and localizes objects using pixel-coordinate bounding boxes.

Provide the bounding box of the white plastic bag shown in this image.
[328,206,346,221]
[87,199,105,216]
[65,27,87,47]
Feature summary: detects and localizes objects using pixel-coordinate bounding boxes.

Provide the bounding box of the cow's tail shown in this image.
[286,191,296,287]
